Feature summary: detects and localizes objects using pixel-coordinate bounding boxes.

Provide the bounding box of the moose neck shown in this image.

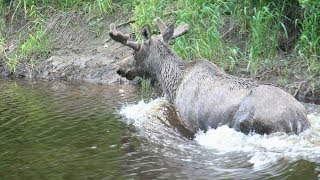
[145,42,185,101]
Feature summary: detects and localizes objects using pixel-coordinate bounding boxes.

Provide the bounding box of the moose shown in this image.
[109,18,311,135]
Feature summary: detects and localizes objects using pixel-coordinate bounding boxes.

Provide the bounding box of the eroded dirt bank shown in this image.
[0,11,319,104]
[1,12,134,84]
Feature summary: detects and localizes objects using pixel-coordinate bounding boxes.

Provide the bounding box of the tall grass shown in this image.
[82,0,115,16]
[174,0,224,61]
[131,0,174,38]
[296,1,320,77]
[0,0,8,66]
[7,0,115,17]
[131,0,319,79]
[0,0,52,71]
[249,3,282,76]
[18,27,51,61]
[4,21,51,71]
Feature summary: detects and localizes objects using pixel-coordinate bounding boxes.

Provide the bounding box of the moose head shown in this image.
[109,18,189,81]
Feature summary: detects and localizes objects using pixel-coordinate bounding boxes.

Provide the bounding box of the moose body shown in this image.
[109,18,310,135]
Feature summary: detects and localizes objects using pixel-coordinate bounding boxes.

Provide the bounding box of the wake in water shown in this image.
[195,114,320,168]
[119,98,320,169]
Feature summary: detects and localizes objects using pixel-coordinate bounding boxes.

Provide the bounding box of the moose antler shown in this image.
[156,17,167,35]
[172,22,189,39]
[109,23,140,51]
[155,17,189,39]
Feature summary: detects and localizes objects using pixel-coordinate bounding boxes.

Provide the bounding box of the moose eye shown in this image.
[143,31,148,38]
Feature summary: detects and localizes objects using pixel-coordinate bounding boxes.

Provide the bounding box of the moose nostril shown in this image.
[117,69,125,75]
[126,73,135,80]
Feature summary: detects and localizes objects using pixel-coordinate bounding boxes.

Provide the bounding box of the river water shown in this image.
[1,78,320,179]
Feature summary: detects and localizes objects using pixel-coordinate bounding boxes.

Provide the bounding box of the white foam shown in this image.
[195,114,320,169]
[119,97,169,130]
[119,98,320,169]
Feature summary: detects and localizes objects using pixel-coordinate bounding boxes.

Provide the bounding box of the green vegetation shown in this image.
[0,1,6,65]
[0,0,116,72]
[296,0,320,77]
[0,0,319,81]
[132,0,319,80]
[140,78,152,100]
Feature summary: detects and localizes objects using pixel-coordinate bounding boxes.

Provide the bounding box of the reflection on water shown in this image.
[0,78,140,179]
[1,77,320,179]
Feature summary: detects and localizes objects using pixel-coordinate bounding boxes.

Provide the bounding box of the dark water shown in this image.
[0,78,319,179]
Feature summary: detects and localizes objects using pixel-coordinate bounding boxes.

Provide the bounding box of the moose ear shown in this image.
[162,22,174,44]
[142,24,152,43]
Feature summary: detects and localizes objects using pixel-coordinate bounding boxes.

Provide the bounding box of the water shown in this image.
[1,78,320,179]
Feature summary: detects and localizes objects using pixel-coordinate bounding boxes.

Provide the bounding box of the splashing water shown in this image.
[119,98,320,171]
[195,114,320,169]
[119,97,169,128]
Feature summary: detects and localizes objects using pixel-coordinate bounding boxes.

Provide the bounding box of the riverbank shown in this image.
[0,1,319,104]
[0,10,134,84]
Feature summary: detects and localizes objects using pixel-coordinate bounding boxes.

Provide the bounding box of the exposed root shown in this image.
[293,81,306,97]
[116,20,136,28]
[222,18,235,38]
[256,69,276,81]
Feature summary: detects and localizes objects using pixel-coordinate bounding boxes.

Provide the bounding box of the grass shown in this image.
[249,3,282,76]
[174,0,224,61]
[0,0,116,72]
[18,27,51,62]
[296,1,320,77]
[82,0,115,16]
[3,25,50,71]
[0,1,8,67]
[174,0,287,75]
[131,0,174,38]
[140,78,152,100]
[0,0,319,82]
[0,0,52,71]
[131,0,319,81]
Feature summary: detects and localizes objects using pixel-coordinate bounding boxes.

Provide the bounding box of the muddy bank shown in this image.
[1,12,134,84]
[0,12,319,104]
[252,61,320,105]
